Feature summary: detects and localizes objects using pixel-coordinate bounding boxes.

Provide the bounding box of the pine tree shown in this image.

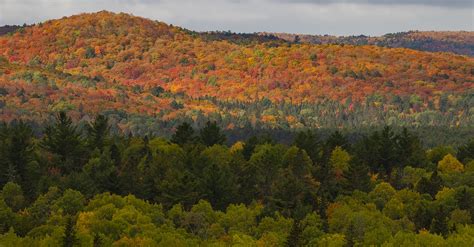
[377,126,400,176]
[199,121,226,147]
[86,114,110,151]
[396,128,427,168]
[0,121,33,189]
[171,122,195,145]
[429,171,443,197]
[293,130,322,164]
[41,112,86,173]
[324,131,349,162]
[344,159,371,192]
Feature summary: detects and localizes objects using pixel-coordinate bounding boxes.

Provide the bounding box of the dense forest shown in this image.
[3,24,473,56]
[268,31,474,57]
[0,11,473,246]
[0,12,473,137]
[0,112,473,246]
[0,25,23,36]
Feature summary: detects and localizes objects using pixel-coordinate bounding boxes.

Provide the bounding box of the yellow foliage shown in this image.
[230,141,244,154]
[437,154,464,173]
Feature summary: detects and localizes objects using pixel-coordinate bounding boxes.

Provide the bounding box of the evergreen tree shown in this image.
[416,171,443,197]
[324,131,349,162]
[397,128,427,168]
[171,122,196,145]
[0,121,34,189]
[242,144,284,202]
[429,171,443,197]
[377,126,400,175]
[86,114,110,151]
[83,148,118,193]
[344,158,371,192]
[242,134,274,160]
[457,139,474,164]
[293,130,322,164]
[199,121,226,146]
[41,112,86,173]
[270,147,317,217]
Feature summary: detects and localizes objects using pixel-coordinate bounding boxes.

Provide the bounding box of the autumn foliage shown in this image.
[0,11,473,131]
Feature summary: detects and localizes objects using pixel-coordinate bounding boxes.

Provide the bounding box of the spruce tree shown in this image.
[344,159,371,192]
[199,121,226,146]
[86,114,110,151]
[41,112,86,173]
[293,130,322,164]
[171,122,195,145]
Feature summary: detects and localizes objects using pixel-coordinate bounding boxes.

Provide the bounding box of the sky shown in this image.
[0,0,472,36]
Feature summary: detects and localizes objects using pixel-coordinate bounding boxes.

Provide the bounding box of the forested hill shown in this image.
[0,11,473,136]
[264,31,474,57]
[3,23,473,56]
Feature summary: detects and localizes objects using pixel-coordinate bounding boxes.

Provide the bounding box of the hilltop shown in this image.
[0,11,473,136]
[3,21,473,56]
[266,31,474,57]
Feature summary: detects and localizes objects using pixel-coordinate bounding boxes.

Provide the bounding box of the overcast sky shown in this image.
[0,0,472,36]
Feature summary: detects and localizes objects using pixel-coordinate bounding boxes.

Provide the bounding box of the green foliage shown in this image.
[150,86,165,97]
[62,216,77,247]
[199,121,226,147]
[171,122,196,145]
[0,117,472,245]
[53,189,85,215]
[438,154,464,174]
[428,145,456,164]
[458,139,474,164]
[84,46,96,59]
[1,182,25,212]
[41,112,87,173]
[86,114,110,151]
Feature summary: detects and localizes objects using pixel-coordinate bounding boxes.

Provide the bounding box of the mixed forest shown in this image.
[0,113,473,245]
[0,11,472,145]
[268,31,474,57]
[0,11,473,246]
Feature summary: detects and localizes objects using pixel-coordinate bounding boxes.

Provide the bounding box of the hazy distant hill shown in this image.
[0,25,22,36]
[0,11,472,134]
[265,31,474,57]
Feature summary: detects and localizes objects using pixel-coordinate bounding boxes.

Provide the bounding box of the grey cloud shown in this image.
[0,0,472,35]
[270,0,473,8]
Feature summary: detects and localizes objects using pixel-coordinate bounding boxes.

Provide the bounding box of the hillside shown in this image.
[4,25,473,56]
[267,31,474,57]
[0,11,473,135]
